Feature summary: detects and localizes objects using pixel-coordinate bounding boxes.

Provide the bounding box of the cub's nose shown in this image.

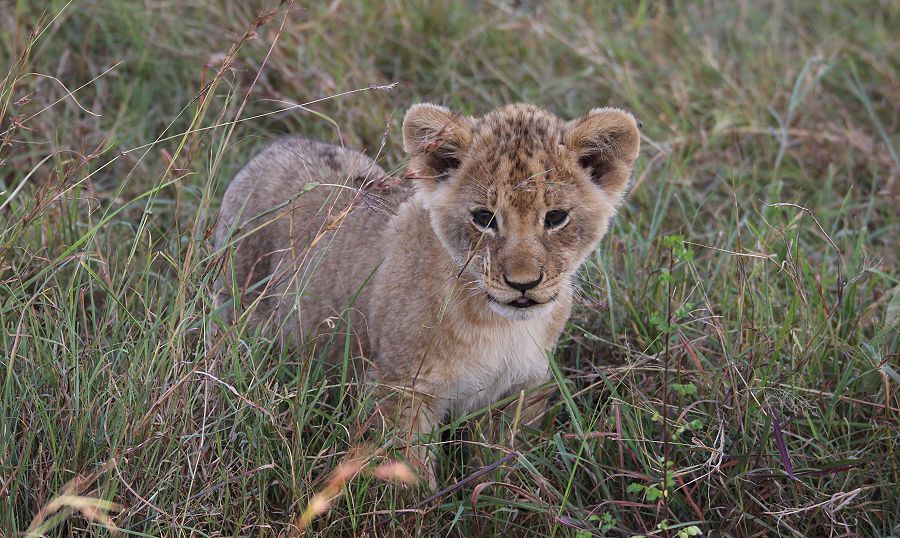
[503,273,543,293]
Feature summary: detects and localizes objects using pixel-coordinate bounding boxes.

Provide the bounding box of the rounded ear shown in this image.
[564,107,640,198]
[402,103,473,181]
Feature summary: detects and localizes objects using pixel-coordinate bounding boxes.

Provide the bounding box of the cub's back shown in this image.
[213,137,411,353]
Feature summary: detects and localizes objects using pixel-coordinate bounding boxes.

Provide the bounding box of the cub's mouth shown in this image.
[485,292,558,320]
[509,296,539,308]
[486,293,558,309]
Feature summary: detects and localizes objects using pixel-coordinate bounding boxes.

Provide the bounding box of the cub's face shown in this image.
[403,103,640,321]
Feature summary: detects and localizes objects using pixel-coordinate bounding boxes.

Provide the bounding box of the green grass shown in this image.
[1,1,898,536]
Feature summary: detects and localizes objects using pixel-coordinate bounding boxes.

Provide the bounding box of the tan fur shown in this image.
[213,104,640,482]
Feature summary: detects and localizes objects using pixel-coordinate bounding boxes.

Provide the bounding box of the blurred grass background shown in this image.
[1,1,897,536]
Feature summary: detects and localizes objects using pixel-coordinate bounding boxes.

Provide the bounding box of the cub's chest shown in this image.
[445,320,553,416]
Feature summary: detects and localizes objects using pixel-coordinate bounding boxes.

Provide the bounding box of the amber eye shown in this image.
[472,209,497,230]
[545,210,569,229]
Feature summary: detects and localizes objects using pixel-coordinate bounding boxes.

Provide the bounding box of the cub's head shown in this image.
[402,103,640,321]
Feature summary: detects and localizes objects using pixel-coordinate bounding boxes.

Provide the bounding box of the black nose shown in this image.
[504,273,542,293]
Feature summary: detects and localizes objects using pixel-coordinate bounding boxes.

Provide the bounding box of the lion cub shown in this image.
[213,103,640,480]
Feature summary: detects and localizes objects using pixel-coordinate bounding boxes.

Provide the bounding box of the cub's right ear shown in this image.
[402,103,473,182]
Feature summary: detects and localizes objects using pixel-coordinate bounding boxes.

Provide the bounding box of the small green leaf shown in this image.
[665,469,676,488]
[660,267,672,283]
[626,482,645,494]
[671,383,698,397]
[662,235,684,248]
[644,486,663,501]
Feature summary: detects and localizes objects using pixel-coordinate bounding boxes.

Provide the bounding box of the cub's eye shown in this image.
[545,210,569,229]
[471,209,497,230]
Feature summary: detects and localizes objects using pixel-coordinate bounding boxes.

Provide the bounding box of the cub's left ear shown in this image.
[564,108,641,198]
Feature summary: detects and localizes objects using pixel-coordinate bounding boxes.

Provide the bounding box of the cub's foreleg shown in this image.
[372,383,447,488]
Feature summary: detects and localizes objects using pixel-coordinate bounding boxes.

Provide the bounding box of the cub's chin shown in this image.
[487,297,557,321]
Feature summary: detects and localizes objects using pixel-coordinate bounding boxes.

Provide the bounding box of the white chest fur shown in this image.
[443,318,552,417]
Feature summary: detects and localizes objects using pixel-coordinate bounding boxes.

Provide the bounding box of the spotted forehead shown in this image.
[473,106,563,155]
[463,108,571,207]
